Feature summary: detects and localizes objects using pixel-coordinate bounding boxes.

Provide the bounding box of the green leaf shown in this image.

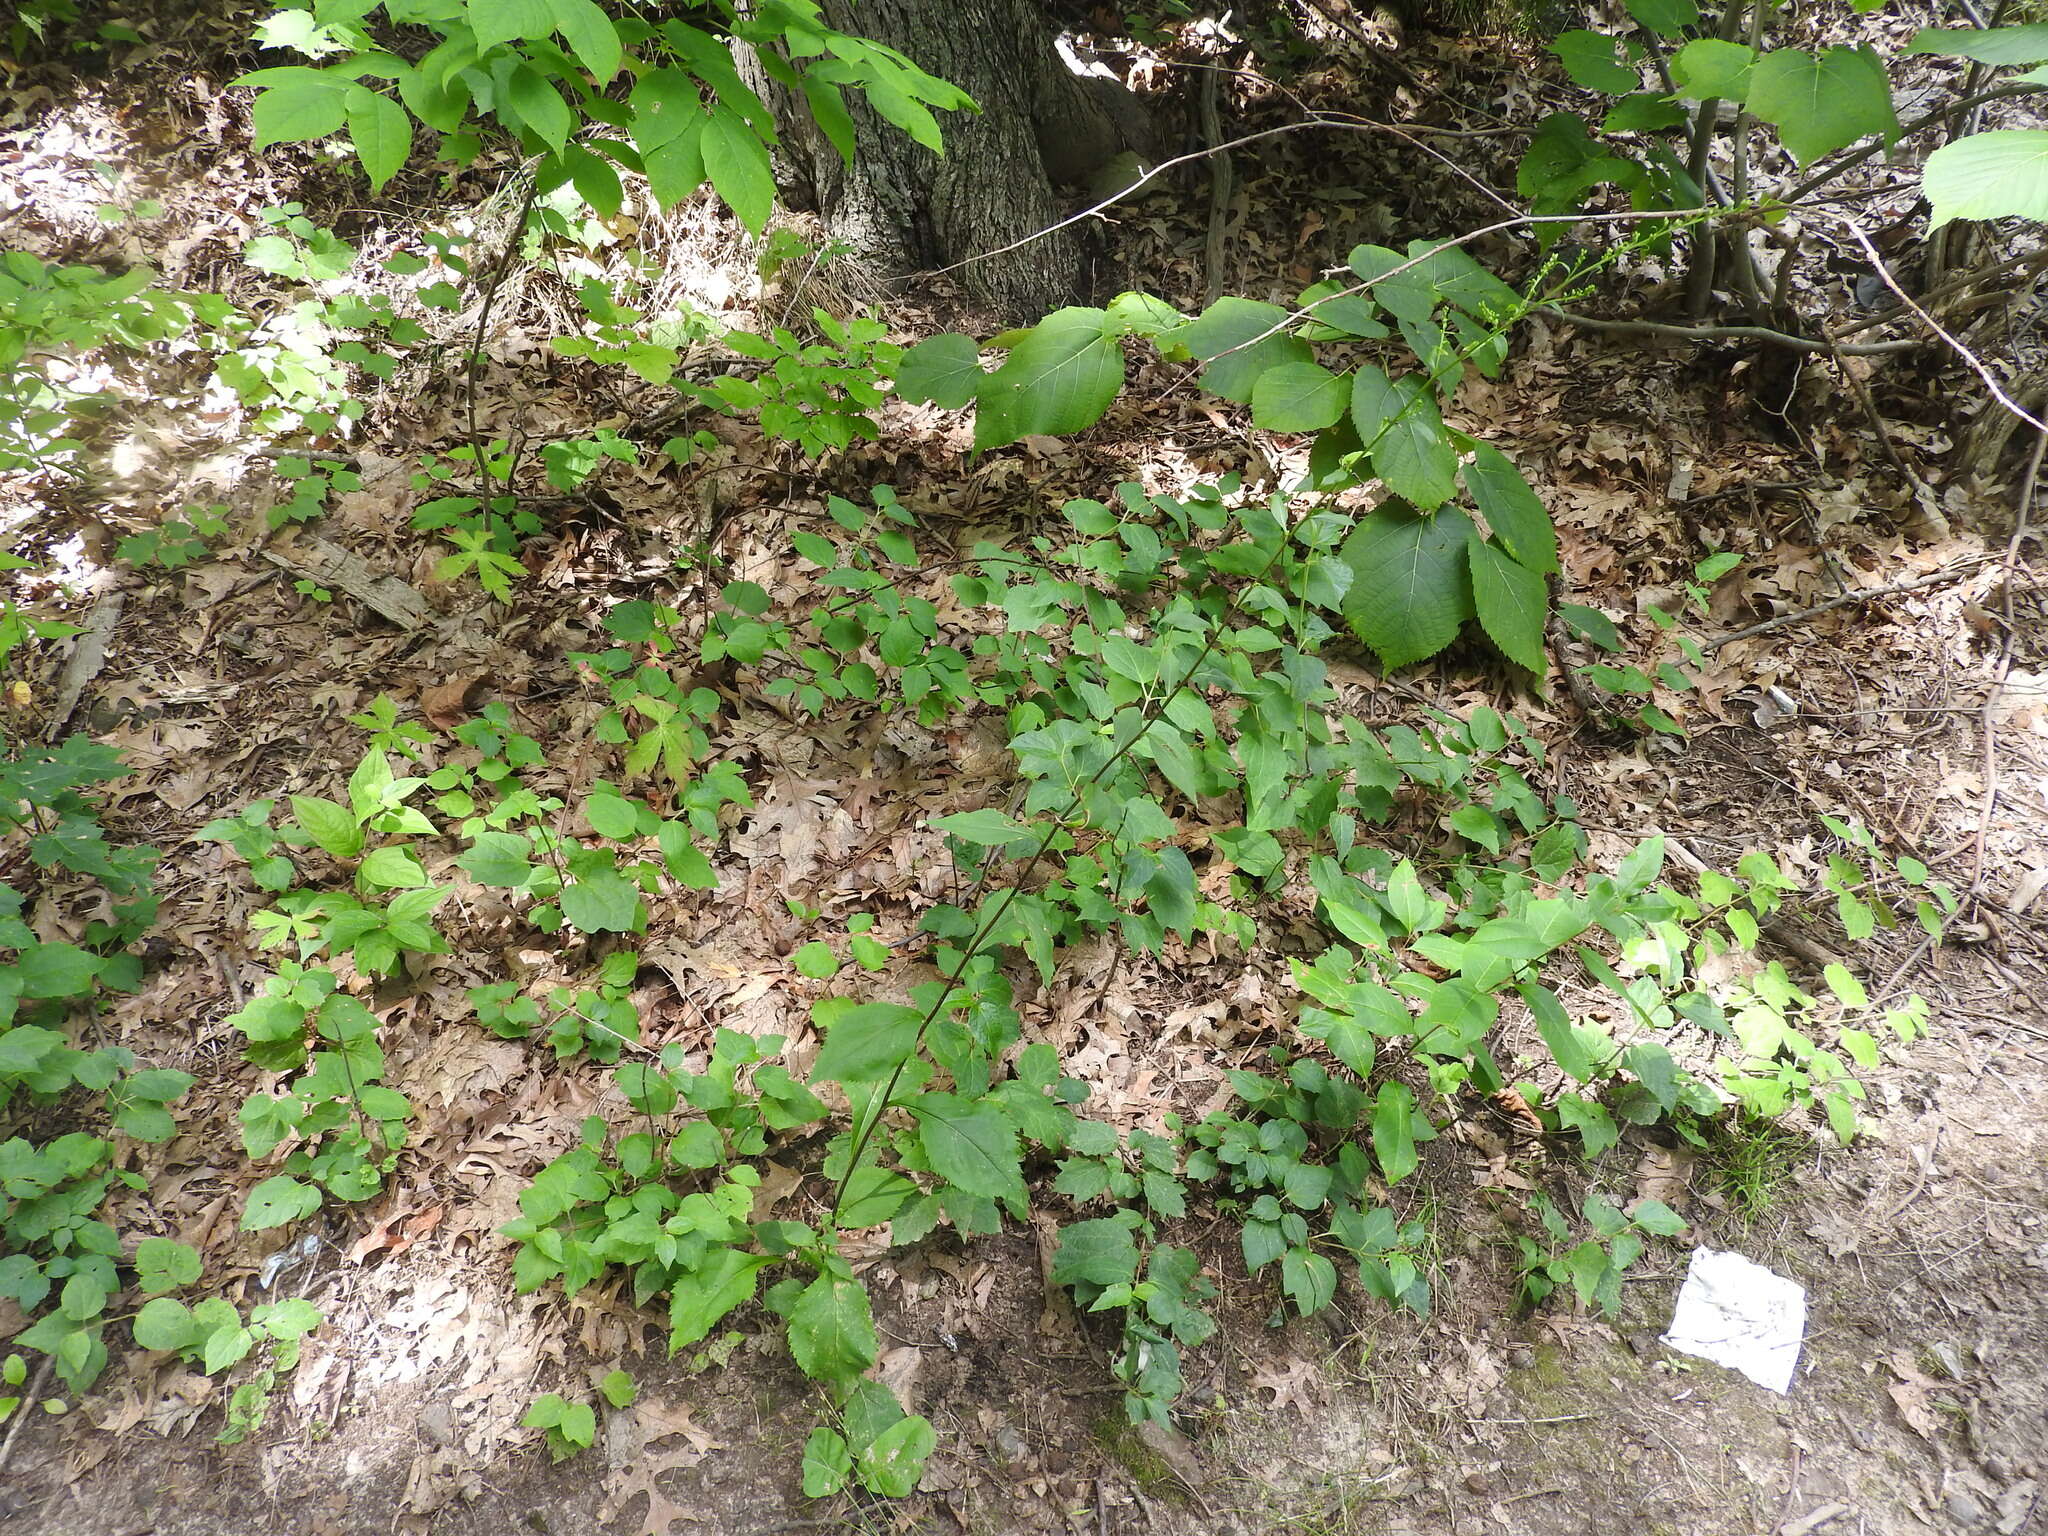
[1623,1041,1682,1111]
[1467,539,1550,672]
[1251,361,1348,432]
[702,104,774,234]
[930,809,1034,845]
[1520,982,1597,1083]
[344,87,412,192]
[1604,93,1689,132]
[1281,1247,1339,1315]
[1351,367,1457,509]
[290,796,363,858]
[1822,962,1869,1008]
[1668,38,1757,100]
[1906,24,2048,65]
[1558,603,1621,650]
[242,1176,323,1231]
[468,0,553,49]
[583,792,640,840]
[838,1165,917,1228]
[858,1414,935,1498]
[358,845,428,889]
[1339,504,1475,669]
[802,1426,853,1497]
[248,72,350,150]
[548,0,622,79]
[913,1094,1024,1202]
[810,1001,921,1084]
[668,1248,771,1347]
[1745,47,1899,166]
[559,870,641,933]
[201,1317,254,1374]
[1556,1094,1618,1156]
[1146,847,1197,941]
[1462,444,1557,573]
[1552,29,1639,92]
[643,114,706,209]
[504,64,574,155]
[973,308,1123,450]
[1347,245,1437,325]
[1372,1082,1419,1184]
[17,942,98,998]
[1051,1216,1139,1287]
[133,1297,201,1353]
[1924,130,2048,228]
[786,1274,877,1388]
[459,830,534,887]
[1624,0,1699,37]
[1630,1198,1688,1236]
[564,143,624,218]
[135,1237,203,1295]
[1167,296,1311,404]
[792,940,840,979]
[631,68,702,150]
[894,334,982,409]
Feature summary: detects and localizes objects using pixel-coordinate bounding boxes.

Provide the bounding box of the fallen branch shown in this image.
[1537,306,1922,357]
[1704,562,1989,653]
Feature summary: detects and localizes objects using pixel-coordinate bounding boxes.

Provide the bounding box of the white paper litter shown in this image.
[1661,1247,1807,1393]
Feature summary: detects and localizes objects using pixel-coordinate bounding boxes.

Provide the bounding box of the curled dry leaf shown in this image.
[422,675,485,728]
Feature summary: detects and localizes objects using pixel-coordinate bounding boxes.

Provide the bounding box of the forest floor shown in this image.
[2,5,2046,1536]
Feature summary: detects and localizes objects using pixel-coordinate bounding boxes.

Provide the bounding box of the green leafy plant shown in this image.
[1520,4,2046,316]
[238,2,973,226]
[131,1278,321,1442]
[895,248,1566,676]
[1513,1190,1687,1316]
[1,738,188,1393]
[522,1390,597,1461]
[118,504,230,570]
[0,251,201,477]
[160,4,1972,1505]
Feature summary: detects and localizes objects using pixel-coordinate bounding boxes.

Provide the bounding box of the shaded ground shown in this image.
[3,6,2047,1536]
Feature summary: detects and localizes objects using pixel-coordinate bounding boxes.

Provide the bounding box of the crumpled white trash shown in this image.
[1661,1248,1807,1393]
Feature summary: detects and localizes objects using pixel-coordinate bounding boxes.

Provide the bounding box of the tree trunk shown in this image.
[754,0,1161,322]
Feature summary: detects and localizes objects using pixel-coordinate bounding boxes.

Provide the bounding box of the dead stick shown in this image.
[0,1356,53,1480]
[1704,562,1988,652]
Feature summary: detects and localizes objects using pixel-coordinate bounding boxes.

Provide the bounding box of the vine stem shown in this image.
[826,573,1270,1225]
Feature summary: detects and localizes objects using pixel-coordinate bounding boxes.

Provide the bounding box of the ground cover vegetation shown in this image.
[0,0,2040,1524]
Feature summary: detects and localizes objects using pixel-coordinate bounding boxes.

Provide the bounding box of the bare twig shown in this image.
[931,121,1717,280]
[1703,561,1990,652]
[1537,307,1922,357]
[1822,320,1950,538]
[0,1356,53,1480]
[1835,218,2048,437]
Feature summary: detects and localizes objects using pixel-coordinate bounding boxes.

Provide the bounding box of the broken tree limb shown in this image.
[44,592,123,742]
[262,531,430,631]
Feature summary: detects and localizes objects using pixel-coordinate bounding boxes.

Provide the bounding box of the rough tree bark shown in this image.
[751,0,1163,322]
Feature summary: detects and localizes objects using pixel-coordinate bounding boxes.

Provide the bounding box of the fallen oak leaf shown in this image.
[422,676,484,729]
